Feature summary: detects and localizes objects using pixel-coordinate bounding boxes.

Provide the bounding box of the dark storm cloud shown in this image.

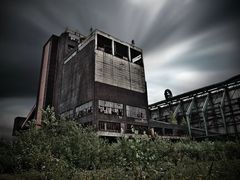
[140,0,240,52]
[0,0,125,97]
[0,0,239,99]
[1,1,47,97]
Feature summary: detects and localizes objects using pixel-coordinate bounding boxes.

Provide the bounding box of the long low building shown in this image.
[149,74,240,138]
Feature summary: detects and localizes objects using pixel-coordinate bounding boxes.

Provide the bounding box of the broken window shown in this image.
[68,44,75,51]
[126,105,147,120]
[99,121,121,132]
[126,124,148,134]
[97,34,112,54]
[99,121,105,131]
[107,122,121,132]
[98,100,123,117]
[131,48,143,66]
[114,41,129,60]
[165,128,173,136]
[154,128,163,135]
[150,109,159,120]
[75,101,93,118]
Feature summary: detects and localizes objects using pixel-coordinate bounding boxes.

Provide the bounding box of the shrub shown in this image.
[0,107,240,179]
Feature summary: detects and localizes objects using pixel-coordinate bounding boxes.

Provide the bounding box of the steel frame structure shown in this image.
[149,75,240,138]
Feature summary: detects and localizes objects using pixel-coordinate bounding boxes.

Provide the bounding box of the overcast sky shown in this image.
[0,0,240,138]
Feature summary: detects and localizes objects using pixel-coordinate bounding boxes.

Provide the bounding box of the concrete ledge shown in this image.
[97,131,188,140]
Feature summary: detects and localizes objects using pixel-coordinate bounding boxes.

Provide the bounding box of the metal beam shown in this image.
[173,102,181,119]
[158,106,161,121]
[186,98,195,137]
[219,90,228,134]
[225,88,238,135]
[209,93,218,129]
[202,94,209,136]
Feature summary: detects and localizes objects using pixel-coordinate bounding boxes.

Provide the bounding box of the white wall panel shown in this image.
[95,50,145,93]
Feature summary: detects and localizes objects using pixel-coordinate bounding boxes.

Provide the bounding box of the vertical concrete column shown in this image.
[95,32,98,50]
[36,42,51,128]
[112,39,115,56]
[104,122,107,131]
[121,123,125,134]
[128,46,131,62]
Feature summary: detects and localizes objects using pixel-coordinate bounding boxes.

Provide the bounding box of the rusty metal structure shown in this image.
[149,75,240,138]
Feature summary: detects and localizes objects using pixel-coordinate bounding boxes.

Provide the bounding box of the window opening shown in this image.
[98,121,121,132]
[126,124,148,134]
[99,121,105,131]
[68,44,75,51]
[97,34,112,54]
[131,48,143,66]
[98,100,123,117]
[75,101,93,118]
[126,105,147,120]
[165,128,173,135]
[114,41,129,60]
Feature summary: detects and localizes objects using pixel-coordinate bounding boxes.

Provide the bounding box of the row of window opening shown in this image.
[61,100,147,120]
[97,34,143,65]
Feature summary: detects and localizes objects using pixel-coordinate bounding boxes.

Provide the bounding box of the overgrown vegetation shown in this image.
[1,107,240,179]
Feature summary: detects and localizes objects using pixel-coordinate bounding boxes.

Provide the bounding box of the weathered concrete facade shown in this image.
[21,29,149,136]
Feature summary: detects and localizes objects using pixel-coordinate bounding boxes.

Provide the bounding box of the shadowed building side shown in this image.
[55,30,149,136]
[19,30,85,130]
[15,29,149,137]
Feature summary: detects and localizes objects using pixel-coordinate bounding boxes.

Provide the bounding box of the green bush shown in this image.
[0,107,240,179]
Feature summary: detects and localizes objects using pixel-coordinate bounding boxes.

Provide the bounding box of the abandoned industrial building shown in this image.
[13,29,240,139]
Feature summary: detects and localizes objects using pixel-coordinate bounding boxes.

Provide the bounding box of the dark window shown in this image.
[175,129,187,136]
[68,44,75,50]
[98,100,123,117]
[99,121,105,131]
[75,101,93,118]
[126,124,148,134]
[114,41,129,60]
[126,105,146,120]
[97,34,112,54]
[154,128,163,135]
[131,48,143,66]
[99,121,121,132]
[165,128,173,135]
[106,122,121,132]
